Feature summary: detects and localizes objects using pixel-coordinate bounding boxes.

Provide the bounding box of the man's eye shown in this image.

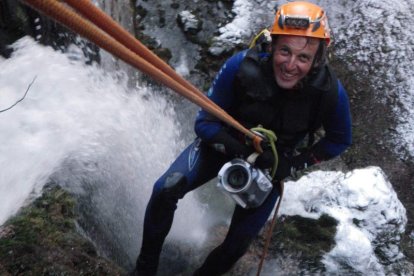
[279,48,289,55]
[299,55,310,62]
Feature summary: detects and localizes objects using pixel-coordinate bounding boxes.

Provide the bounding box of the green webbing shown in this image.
[250,126,278,179]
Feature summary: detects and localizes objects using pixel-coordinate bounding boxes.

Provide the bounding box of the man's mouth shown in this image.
[280,68,297,80]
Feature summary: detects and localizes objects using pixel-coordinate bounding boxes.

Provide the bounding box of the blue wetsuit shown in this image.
[135,48,352,276]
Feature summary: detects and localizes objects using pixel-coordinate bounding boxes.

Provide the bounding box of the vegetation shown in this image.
[0,184,125,275]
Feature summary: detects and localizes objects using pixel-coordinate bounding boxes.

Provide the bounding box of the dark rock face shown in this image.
[131,0,237,82]
[0,0,99,63]
[329,51,414,263]
[0,0,32,58]
[225,214,338,275]
[176,10,203,36]
[0,184,125,275]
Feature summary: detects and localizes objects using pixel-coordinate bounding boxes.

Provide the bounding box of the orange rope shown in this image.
[256,182,284,276]
[61,0,200,96]
[21,0,261,144]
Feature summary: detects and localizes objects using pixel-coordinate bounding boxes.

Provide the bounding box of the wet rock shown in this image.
[0,1,99,63]
[171,3,180,9]
[225,214,339,275]
[177,10,203,35]
[0,184,125,275]
[268,214,337,265]
[135,5,148,24]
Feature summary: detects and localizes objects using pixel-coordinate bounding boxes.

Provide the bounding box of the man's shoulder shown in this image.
[226,50,249,65]
[216,50,250,78]
[308,65,339,93]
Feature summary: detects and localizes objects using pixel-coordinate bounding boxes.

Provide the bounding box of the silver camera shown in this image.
[217,158,273,209]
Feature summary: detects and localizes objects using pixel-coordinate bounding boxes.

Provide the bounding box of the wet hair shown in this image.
[312,39,328,70]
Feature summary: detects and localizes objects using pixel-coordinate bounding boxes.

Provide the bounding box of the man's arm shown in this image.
[193,50,258,159]
[310,80,352,161]
[194,50,247,140]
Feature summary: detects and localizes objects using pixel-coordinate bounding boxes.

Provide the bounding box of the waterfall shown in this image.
[0,37,216,268]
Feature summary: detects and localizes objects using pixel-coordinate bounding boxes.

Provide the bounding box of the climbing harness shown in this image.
[21,0,264,152]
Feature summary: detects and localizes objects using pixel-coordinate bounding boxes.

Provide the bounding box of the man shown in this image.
[133,1,352,275]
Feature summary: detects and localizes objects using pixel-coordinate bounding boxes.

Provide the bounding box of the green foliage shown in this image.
[0,184,124,275]
[265,214,338,271]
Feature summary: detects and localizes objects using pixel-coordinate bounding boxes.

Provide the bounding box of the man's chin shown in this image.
[276,77,297,89]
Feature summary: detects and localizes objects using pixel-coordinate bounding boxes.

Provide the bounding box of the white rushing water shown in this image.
[0,37,211,264]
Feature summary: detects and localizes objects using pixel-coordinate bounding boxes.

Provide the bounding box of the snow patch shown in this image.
[280,167,407,274]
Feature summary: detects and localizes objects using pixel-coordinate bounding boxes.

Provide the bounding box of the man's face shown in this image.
[272,35,320,89]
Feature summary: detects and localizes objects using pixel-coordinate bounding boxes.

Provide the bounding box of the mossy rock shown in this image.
[0,184,125,275]
[256,214,338,272]
[271,214,337,253]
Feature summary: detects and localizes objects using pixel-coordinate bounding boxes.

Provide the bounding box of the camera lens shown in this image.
[227,166,248,189]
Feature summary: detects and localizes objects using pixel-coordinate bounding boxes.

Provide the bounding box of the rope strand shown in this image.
[256,181,284,276]
[21,0,262,146]
[251,126,278,178]
[0,76,37,113]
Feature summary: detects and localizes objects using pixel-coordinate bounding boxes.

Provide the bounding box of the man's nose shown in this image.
[285,57,296,71]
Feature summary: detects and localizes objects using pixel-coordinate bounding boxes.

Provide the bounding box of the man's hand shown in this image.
[254,138,277,170]
[207,130,253,158]
[274,151,320,181]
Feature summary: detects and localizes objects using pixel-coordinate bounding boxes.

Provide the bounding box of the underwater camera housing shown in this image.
[217,158,273,209]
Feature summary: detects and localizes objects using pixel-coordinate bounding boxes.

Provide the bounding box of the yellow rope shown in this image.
[250,126,283,276]
[250,126,278,179]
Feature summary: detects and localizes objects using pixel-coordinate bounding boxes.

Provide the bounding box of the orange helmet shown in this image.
[271,1,331,46]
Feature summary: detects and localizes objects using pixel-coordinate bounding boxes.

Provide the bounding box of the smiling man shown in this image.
[133,2,352,275]
[272,36,320,89]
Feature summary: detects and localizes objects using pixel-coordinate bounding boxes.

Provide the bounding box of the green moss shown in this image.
[0,184,125,275]
[266,214,338,269]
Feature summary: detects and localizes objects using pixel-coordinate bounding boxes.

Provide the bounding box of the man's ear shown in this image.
[269,35,278,54]
[266,43,273,54]
[312,40,327,69]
